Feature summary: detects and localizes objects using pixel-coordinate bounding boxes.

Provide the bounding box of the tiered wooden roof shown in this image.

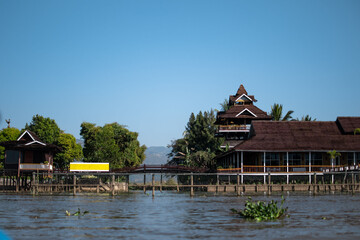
[0,130,61,151]
[233,119,360,152]
[229,84,257,105]
[217,105,271,120]
[216,84,271,123]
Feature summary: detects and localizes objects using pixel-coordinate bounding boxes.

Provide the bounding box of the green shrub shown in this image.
[231,196,287,221]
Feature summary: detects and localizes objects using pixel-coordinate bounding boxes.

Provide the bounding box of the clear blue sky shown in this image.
[1,0,359,147]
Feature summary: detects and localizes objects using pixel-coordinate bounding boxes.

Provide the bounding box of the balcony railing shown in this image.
[218,124,251,132]
[218,165,343,173]
[20,163,53,171]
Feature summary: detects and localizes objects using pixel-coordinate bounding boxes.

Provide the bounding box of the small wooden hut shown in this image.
[0,130,61,190]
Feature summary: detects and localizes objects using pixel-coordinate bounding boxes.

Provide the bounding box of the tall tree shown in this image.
[169,110,223,169]
[0,128,21,164]
[80,122,146,169]
[24,114,61,144]
[54,133,83,169]
[269,103,294,121]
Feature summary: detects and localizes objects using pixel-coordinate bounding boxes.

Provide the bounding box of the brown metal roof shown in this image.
[217,105,271,120]
[336,117,360,134]
[229,84,257,103]
[234,120,360,152]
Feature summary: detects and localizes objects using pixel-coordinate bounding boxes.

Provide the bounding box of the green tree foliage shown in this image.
[54,133,83,169]
[169,110,223,169]
[0,127,21,162]
[269,103,294,121]
[354,128,360,135]
[327,150,341,167]
[80,122,146,169]
[220,98,231,111]
[297,115,316,121]
[302,115,316,121]
[24,114,61,144]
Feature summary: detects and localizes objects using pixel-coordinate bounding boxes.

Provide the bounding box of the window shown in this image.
[261,153,280,166]
[288,153,302,165]
[349,153,360,165]
[305,153,323,165]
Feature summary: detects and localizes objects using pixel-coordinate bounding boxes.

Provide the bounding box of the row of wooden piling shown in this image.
[1,171,359,197]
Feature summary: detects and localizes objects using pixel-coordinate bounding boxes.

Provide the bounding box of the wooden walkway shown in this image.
[0,171,359,197]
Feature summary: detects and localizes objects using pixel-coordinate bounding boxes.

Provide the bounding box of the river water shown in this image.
[0,192,359,239]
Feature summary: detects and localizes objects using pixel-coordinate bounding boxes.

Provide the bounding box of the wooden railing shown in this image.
[218,165,346,173]
[218,124,251,132]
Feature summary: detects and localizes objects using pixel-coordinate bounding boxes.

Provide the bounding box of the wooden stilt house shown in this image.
[0,130,61,177]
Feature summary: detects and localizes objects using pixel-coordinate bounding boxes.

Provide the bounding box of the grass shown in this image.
[231,196,287,222]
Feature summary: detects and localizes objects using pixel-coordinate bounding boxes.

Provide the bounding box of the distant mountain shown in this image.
[74,142,170,165]
[143,146,171,165]
[76,139,84,148]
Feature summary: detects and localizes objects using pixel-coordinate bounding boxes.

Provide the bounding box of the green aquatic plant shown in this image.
[231,196,287,221]
[66,208,89,216]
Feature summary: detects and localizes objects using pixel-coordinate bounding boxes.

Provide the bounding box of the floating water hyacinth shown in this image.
[66,208,89,216]
[231,196,287,222]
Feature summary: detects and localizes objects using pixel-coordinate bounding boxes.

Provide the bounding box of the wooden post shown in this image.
[160,174,163,193]
[143,174,146,194]
[97,176,100,194]
[190,173,194,197]
[73,175,76,196]
[176,175,179,192]
[127,174,130,193]
[352,173,355,194]
[286,152,289,184]
[152,174,155,198]
[32,172,36,195]
[263,152,266,184]
[236,173,240,196]
[268,172,271,195]
[216,174,219,193]
[314,173,317,193]
[111,174,115,196]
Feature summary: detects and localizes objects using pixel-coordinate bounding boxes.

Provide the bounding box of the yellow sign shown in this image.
[70,162,109,172]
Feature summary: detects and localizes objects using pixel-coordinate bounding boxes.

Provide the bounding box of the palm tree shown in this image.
[327,150,341,167]
[299,115,316,121]
[327,150,341,184]
[220,99,230,112]
[269,103,294,121]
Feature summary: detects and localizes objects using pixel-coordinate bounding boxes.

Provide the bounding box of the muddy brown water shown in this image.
[0,192,359,239]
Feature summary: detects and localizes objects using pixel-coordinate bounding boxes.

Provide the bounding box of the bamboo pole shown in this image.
[152,174,155,198]
[73,175,76,196]
[190,173,194,197]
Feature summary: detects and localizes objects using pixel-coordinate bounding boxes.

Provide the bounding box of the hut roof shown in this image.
[336,117,360,134]
[1,130,61,152]
[233,120,360,152]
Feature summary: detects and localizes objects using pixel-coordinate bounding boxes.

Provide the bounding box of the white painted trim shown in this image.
[17,130,35,141]
[235,94,253,102]
[25,140,46,146]
[235,108,257,118]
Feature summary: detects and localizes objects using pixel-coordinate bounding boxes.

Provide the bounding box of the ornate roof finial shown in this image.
[5,119,10,128]
[236,84,248,96]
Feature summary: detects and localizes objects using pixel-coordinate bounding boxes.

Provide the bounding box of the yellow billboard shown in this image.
[70,162,109,172]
